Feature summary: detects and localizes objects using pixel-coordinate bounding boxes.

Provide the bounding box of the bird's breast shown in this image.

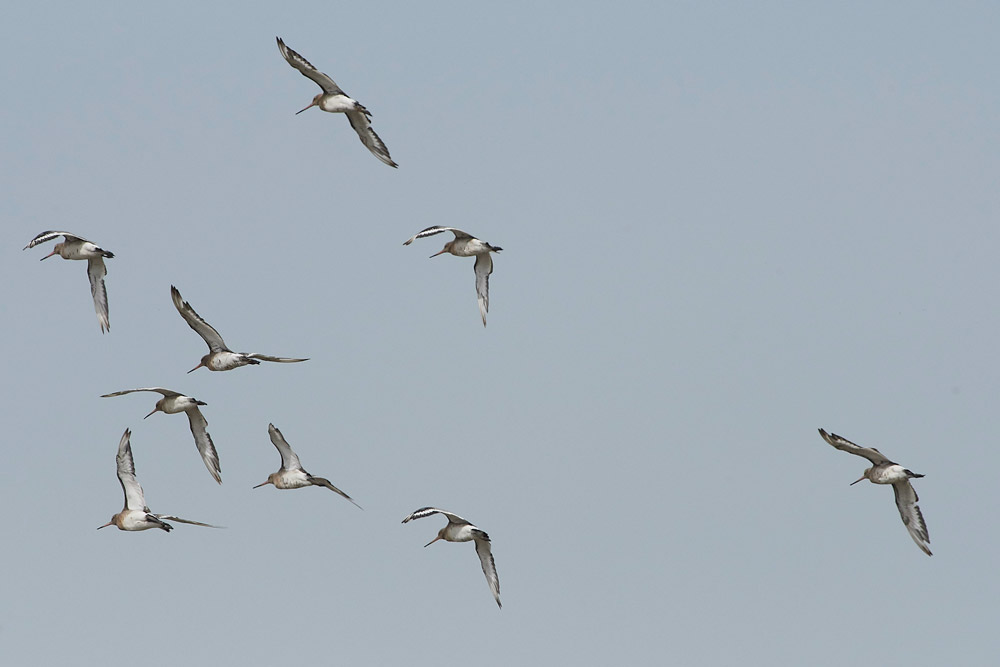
[119,511,155,531]
[209,352,246,371]
[871,464,908,484]
[163,396,198,413]
[449,240,482,257]
[319,94,357,113]
[273,470,311,489]
[445,524,475,542]
[59,242,99,260]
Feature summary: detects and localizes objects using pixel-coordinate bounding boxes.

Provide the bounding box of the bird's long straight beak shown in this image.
[252,481,270,489]
[295,101,316,115]
[143,408,158,419]
[97,521,113,529]
[849,475,866,486]
[187,362,203,374]
[424,536,443,548]
[40,249,58,260]
[429,249,448,258]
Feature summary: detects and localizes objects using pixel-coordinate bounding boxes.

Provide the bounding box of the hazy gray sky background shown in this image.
[3,2,998,664]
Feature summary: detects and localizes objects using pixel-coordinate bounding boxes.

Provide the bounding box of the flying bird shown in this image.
[276,36,397,168]
[100,388,222,484]
[818,428,931,556]
[403,226,502,326]
[171,285,308,372]
[23,230,114,333]
[98,428,220,532]
[253,423,362,509]
[402,507,501,608]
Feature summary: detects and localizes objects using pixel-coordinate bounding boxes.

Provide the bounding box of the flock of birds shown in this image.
[22,34,932,612]
[21,36,507,609]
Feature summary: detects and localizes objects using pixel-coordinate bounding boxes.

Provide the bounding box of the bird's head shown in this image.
[424,527,448,547]
[296,93,323,115]
[430,242,454,258]
[40,243,64,260]
[253,474,276,489]
[850,467,872,486]
[188,354,213,374]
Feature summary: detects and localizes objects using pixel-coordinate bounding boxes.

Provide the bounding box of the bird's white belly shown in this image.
[206,352,250,371]
[319,95,357,113]
[273,470,311,489]
[61,242,101,260]
[444,524,475,542]
[120,511,156,531]
[871,464,908,484]
[450,239,488,257]
[160,396,197,414]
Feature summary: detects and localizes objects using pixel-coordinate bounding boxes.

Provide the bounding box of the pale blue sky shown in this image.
[3,2,999,665]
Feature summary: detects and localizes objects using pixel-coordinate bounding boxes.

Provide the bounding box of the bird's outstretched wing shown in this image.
[155,514,223,528]
[88,258,110,333]
[247,354,309,363]
[474,533,502,608]
[276,37,345,95]
[171,285,228,352]
[267,423,303,471]
[402,227,473,245]
[401,507,471,526]
[818,429,893,465]
[309,476,363,510]
[892,480,932,556]
[474,253,493,327]
[187,407,222,484]
[101,387,180,399]
[346,110,397,168]
[115,429,147,511]
[23,230,85,249]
